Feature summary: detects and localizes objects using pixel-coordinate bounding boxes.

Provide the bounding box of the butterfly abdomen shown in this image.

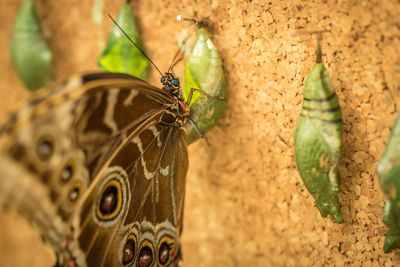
[294,63,343,223]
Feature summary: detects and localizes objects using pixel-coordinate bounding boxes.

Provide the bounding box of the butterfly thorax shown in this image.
[160,72,189,127]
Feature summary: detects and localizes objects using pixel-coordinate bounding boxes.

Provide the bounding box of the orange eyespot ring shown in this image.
[157,235,175,266]
[96,178,123,221]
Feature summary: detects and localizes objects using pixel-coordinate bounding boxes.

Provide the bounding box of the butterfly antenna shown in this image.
[108,14,163,76]
[168,46,184,73]
[167,37,190,73]
[167,32,191,72]
[167,15,206,72]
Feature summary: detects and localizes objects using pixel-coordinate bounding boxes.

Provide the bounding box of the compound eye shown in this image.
[170,78,180,87]
[160,76,166,83]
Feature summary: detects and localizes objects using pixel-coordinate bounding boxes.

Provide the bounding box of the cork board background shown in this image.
[0,0,400,266]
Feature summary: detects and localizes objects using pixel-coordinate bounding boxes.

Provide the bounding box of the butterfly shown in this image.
[0,16,206,266]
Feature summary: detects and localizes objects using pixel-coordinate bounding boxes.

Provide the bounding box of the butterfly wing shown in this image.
[0,73,188,267]
[71,119,187,267]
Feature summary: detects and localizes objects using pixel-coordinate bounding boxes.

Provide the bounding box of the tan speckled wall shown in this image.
[0,0,400,266]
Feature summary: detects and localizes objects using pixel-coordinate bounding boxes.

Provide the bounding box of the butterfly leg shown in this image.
[186,87,226,106]
[185,88,224,145]
[188,117,210,146]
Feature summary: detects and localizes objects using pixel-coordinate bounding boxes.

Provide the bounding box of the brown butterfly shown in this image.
[0,11,227,265]
[1,16,215,263]
[0,69,191,266]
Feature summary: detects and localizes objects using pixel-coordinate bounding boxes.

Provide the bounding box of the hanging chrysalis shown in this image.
[377,113,400,253]
[98,4,149,80]
[11,0,53,91]
[294,34,343,223]
[178,16,227,144]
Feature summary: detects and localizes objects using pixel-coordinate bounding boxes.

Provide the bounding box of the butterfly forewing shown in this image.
[0,73,188,267]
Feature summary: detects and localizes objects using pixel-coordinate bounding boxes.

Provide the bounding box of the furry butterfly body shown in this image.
[0,72,189,267]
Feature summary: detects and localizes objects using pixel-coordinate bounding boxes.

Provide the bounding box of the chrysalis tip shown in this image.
[176,15,198,24]
[176,15,183,22]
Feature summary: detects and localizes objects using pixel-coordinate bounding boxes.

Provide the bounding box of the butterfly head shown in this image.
[161,73,181,96]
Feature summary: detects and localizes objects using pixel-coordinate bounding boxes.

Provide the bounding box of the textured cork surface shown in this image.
[0,0,400,266]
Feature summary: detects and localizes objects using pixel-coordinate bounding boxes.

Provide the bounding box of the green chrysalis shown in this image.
[98,4,149,80]
[377,112,400,253]
[294,50,343,223]
[183,26,227,144]
[11,0,53,91]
